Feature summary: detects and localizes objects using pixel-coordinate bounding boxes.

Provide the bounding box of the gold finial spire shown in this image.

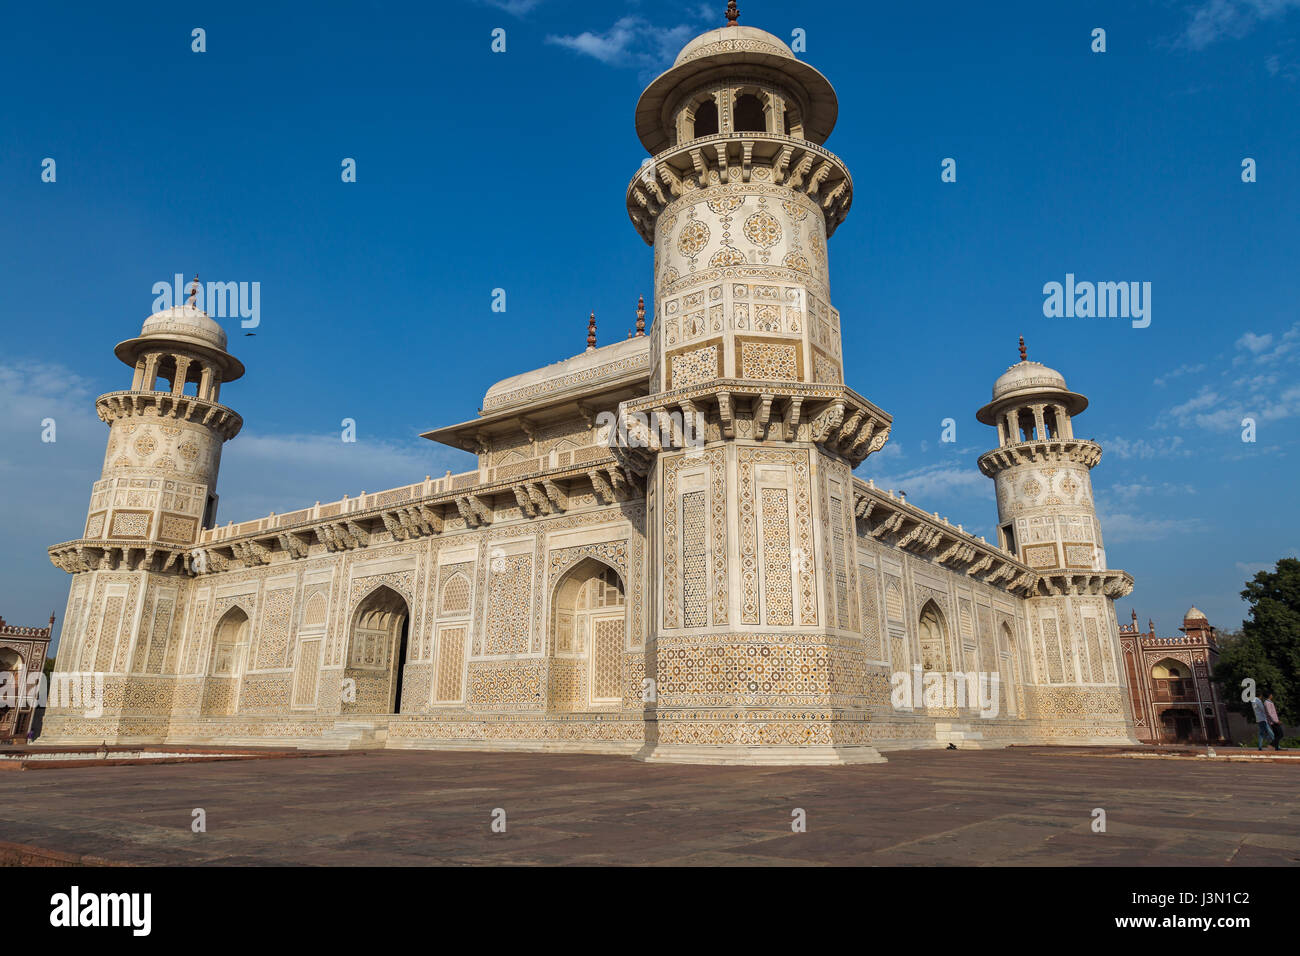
[726,1,739,26]
[1018,335,1027,362]
[635,294,646,336]
[586,311,597,351]
[188,274,200,307]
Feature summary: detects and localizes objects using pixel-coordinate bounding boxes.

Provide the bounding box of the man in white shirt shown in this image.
[1251,695,1273,751]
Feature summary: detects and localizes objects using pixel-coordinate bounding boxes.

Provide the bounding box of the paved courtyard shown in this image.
[0,746,1295,866]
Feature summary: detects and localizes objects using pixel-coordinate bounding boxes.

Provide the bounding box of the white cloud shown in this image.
[1236,330,1273,353]
[547,15,697,72]
[1178,0,1300,51]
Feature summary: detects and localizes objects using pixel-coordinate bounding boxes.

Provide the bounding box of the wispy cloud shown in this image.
[1177,0,1300,51]
[547,15,698,73]
[1153,362,1206,387]
[1155,323,1300,433]
[1096,511,1206,544]
[1099,434,1190,460]
[478,0,546,17]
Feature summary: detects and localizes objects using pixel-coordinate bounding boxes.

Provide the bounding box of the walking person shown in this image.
[1264,693,1285,751]
[1252,694,1274,750]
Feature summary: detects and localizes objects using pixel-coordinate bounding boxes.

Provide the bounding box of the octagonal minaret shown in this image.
[47,283,243,710]
[88,289,244,557]
[627,12,851,393]
[976,339,1137,741]
[619,5,892,764]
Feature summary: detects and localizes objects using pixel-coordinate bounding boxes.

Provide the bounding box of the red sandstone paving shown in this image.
[0,746,1295,866]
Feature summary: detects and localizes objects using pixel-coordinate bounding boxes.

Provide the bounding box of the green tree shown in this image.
[1212,558,1300,723]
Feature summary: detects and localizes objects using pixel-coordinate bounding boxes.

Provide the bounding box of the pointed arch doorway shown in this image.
[548,559,626,712]
[343,586,410,715]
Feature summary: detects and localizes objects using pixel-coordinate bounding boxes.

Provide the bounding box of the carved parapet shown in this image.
[626,132,853,244]
[95,390,243,441]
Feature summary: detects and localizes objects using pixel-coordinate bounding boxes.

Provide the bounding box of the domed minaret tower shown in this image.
[45,283,243,739]
[976,339,1137,741]
[619,4,893,764]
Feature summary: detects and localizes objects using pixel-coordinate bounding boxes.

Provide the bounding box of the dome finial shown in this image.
[1018,335,1027,363]
[586,311,597,351]
[725,0,739,26]
[635,295,646,336]
[188,274,200,307]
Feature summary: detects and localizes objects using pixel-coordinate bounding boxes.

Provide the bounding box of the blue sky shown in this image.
[2,0,1297,650]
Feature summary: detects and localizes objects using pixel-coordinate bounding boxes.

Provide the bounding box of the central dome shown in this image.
[672,25,795,67]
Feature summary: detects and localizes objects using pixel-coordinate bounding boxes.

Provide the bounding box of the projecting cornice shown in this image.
[1035,569,1134,599]
[977,438,1101,477]
[612,380,890,476]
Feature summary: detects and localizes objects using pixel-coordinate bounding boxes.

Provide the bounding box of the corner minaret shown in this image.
[86,289,244,558]
[618,7,893,764]
[46,289,243,729]
[976,340,1137,741]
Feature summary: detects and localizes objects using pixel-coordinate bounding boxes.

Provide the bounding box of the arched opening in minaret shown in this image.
[343,586,411,715]
[733,93,766,132]
[1044,406,1059,439]
[693,100,718,138]
[547,559,626,712]
[1016,409,1036,441]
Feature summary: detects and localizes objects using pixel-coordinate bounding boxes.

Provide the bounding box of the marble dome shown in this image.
[672,25,795,66]
[138,304,228,352]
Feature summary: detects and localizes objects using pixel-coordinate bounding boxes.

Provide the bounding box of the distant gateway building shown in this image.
[1118,608,1230,745]
[42,11,1139,763]
[0,614,54,742]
